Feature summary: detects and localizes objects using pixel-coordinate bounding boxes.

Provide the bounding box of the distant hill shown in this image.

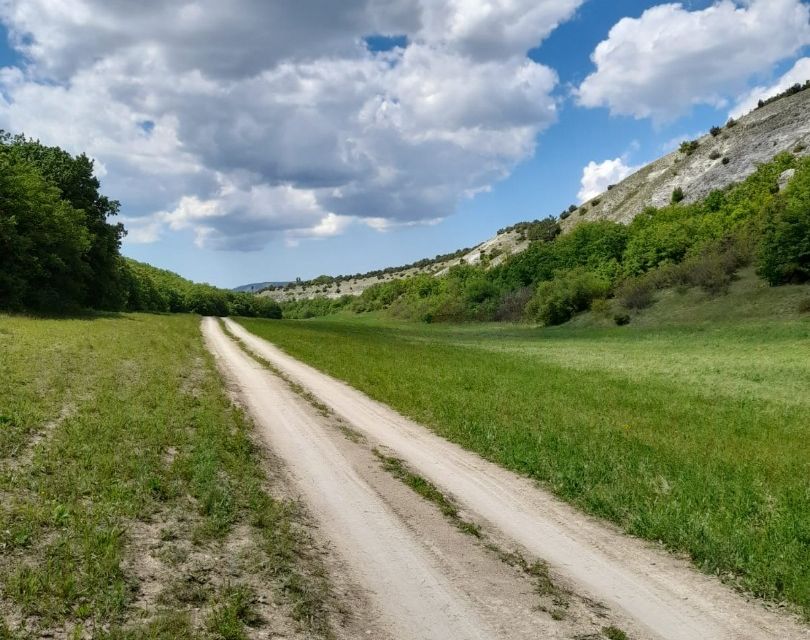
[233,281,289,293]
[258,82,810,303]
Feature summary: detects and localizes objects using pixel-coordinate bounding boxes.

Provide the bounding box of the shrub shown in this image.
[671,187,685,204]
[614,313,631,326]
[726,118,738,128]
[709,150,721,160]
[795,144,807,154]
[525,268,611,326]
[560,210,571,220]
[722,157,730,165]
[678,250,738,295]
[710,126,722,137]
[494,287,533,321]
[526,217,561,243]
[758,167,810,284]
[591,198,601,206]
[616,278,655,310]
[657,237,751,296]
[679,140,699,155]
[798,298,810,314]
[589,297,611,316]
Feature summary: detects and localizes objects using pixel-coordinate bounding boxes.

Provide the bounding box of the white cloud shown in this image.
[577,0,810,121]
[578,157,639,203]
[418,0,583,59]
[0,0,584,250]
[159,182,336,251]
[730,57,810,118]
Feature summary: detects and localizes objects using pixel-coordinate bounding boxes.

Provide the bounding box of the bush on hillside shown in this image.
[616,278,655,310]
[525,268,611,326]
[282,295,350,319]
[526,217,562,243]
[494,287,533,321]
[758,165,810,284]
[622,206,697,275]
[671,187,685,204]
[676,248,741,295]
[614,313,631,326]
[621,234,752,302]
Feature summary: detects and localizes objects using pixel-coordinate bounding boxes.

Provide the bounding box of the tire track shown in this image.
[223,316,810,640]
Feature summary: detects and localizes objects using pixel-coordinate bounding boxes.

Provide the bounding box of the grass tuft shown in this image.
[372,449,481,538]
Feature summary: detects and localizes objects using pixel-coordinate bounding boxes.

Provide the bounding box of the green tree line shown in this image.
[0,132,280,318]
[283,152,809,324]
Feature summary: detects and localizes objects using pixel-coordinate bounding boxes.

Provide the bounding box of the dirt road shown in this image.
[205,317,633,639]
[208,317,809,640]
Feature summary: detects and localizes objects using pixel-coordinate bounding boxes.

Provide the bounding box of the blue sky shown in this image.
[1,1,808,287]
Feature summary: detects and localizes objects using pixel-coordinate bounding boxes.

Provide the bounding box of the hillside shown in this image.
[565,83,810,228]
[233,281,289,293]
[260,230,530,302]
[258,83,810,304]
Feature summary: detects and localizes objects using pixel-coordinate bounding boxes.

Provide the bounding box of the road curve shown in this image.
[223,316,810,640]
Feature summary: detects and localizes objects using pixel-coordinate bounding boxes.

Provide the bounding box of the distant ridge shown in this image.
[233,281,289,293]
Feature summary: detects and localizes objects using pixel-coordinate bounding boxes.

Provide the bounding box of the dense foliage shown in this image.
[284,152,810,325]
[758,166,810,285]
[123,259,281,318]
[0,132,279,317]
[0,132,125,310]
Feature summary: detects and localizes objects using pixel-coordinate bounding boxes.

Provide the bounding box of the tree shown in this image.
[0,132,126,309]
[526,217,561,243]
[758,168,810,285]
[0,155,91,310]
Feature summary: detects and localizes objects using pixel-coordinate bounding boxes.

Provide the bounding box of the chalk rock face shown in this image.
[564,89,810,229]
[778,168,797,191]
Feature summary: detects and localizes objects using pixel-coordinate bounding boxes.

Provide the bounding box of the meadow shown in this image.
[237,272,810,618]
[0,313,333,639]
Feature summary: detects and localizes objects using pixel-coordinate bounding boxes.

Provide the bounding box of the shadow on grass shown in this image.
[1,308,144,321]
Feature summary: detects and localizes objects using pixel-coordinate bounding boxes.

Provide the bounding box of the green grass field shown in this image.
[0,313,334,639]
[237,273,810,618]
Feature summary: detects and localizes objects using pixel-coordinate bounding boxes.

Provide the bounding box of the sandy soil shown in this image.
[219,317,810,640]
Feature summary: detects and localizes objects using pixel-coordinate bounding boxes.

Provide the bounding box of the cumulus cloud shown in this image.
[577,0,810,121]
[0,0,584,250]
[730,57,810,118]
[578,157,639,203]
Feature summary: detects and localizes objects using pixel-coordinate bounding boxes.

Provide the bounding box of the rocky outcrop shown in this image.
[563,88,810,230]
